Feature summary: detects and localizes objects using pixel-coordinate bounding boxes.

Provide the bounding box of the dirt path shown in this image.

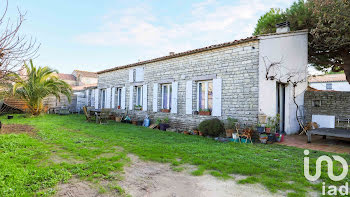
[119,154,284,197]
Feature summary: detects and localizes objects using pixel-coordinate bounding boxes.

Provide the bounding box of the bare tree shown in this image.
[0,0,39,80]
[264,56,307,133]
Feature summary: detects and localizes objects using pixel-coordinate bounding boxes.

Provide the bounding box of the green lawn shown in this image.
[0,114,349,196]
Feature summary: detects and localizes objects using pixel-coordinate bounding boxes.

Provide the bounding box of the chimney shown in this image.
[169,52,175,56]
[275,21,290,33]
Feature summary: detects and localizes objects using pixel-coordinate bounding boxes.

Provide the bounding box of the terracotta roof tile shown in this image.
[308,74,346,83]
[57,73,76,81]
[73,70,98,78]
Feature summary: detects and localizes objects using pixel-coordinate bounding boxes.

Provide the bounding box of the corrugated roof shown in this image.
[308,73,346,83]
[97,36,258,74]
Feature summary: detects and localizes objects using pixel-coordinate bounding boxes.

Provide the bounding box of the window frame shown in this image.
[136,86,143,106]
[196,80,213,111]
[161,84,172,110]
[100,89,106,109]
[115,87,122,108]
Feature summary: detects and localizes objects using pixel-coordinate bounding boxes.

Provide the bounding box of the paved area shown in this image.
[278,134,350,154]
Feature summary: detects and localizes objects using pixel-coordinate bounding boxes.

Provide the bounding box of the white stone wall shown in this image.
[258,31,308,134]
[98,41,260,130]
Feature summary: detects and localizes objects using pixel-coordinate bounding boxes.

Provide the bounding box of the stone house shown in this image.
[43,70,97,111]
[90,27,308,134]
[308,73,350,91]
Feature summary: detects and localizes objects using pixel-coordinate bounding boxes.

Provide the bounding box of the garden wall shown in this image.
[304,90,350,127]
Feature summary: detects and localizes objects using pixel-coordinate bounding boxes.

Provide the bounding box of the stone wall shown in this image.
[304,90,350,127]
[98,41,260,130]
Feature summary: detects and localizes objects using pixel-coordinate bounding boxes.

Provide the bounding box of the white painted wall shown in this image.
[258,31,308,134]
[309,82,350,91]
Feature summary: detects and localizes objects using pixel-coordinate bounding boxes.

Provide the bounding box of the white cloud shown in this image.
[75,0,295,60]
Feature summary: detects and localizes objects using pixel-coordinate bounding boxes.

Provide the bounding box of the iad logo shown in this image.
[304,150,348,181]
[304,150,349,196]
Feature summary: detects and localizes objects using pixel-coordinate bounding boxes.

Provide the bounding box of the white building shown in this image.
[309,74,350,91]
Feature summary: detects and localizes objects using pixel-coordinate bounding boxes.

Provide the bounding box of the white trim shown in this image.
[153,83,158,112]
[129,86,133,110]
[161,84,172,109]
[171,82,178,114]
[186,81,192,114]
[142,84,147,111]
[212,78,222,116]
[121,87,126,109]
[94,89,99,109]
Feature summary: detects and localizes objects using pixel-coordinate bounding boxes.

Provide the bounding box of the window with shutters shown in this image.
[136,86,143,108]
[197,81,213,111]
[161,84,172,111]
[115,87,122,109]
[100,89,106,109]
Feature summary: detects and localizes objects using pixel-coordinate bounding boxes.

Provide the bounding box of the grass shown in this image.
[1,114,349,196]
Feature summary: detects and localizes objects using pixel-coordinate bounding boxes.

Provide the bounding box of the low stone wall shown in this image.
[304,90,350,127]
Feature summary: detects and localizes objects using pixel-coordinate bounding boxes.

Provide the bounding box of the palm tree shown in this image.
[12,60,72,115]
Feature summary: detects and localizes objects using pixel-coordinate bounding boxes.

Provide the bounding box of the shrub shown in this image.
[198,118,225,137]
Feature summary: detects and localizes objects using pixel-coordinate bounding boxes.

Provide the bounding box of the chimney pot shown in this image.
[169,52,175,55]
[275,21,290,33]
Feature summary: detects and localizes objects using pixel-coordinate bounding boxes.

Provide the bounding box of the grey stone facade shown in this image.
[304,90,350,128]
[97,41,260,130]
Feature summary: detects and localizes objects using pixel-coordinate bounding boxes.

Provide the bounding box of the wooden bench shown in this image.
[307,128,350,143]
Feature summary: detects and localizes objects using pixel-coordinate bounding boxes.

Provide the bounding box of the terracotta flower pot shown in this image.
[183,131,190,135]
[117,106,121,109]
[193,130,199,135]
[265,127,271,134]
[132,121,137,125]
[199,111,211,116]
[225,129,234,138]
[199,131,203,136]
[161,109,170,113]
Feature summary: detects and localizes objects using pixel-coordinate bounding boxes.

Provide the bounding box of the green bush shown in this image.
[198,118,225,137]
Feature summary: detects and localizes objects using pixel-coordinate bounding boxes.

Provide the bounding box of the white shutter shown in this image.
[142,84,147,111]
[94,89,99,109]
[171,82,178,113]
[136,67,144,82]
[212,78,222,116]
[121,87,126,109]
[85,90,89,106]
[129,69,134,82]
[111,87,116,108]
[129,86,133,110]
[153,83,158,112]
[186,81,192,114]
[106,88,111,108]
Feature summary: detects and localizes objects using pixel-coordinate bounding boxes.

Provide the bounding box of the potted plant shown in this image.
[225,117,237,137]
[259,134,268,144]
[115,116,122,122]
[199,108,211,116]
[198,131,203,136]
[117,105,121,109]
[193,127,199,135]
[256,123,265,133]
[159,117,170,131]
[134,105,142,110]
[161,109,170,113]
[183,131,190,135]
[132,120,137,125]
[193,111,199,115]
[265,124,272,134]
[258,112,267,124]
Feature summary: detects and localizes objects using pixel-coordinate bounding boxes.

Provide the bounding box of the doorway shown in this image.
[276,83,286,133]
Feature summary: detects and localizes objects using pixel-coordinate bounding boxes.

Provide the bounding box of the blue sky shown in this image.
[5,0,295,74]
